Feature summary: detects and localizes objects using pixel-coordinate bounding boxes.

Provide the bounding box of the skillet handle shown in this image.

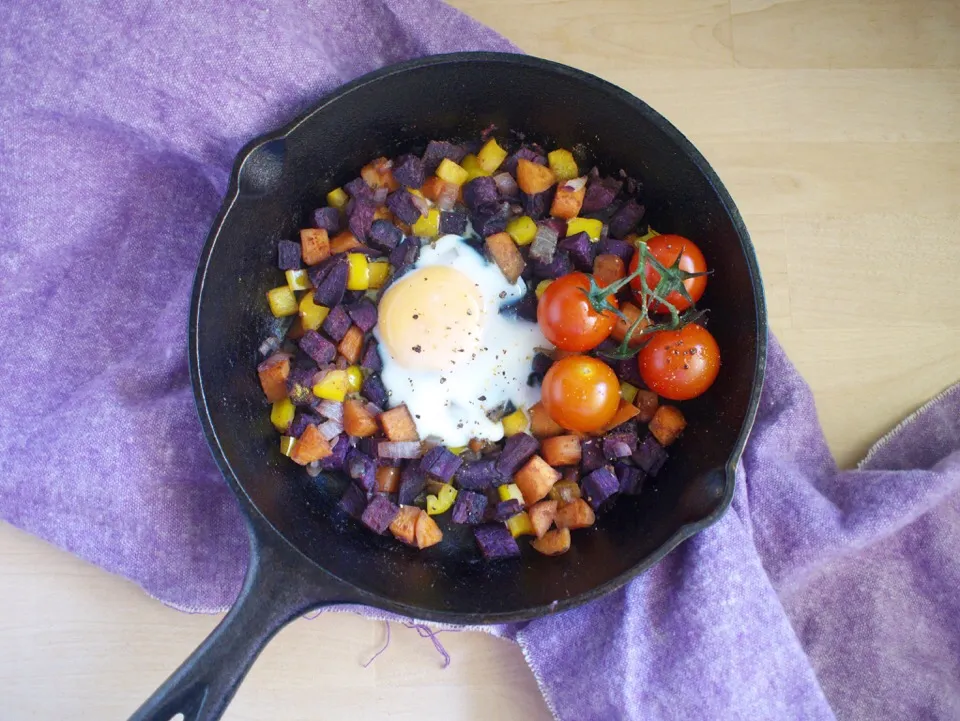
[128,528,353,721]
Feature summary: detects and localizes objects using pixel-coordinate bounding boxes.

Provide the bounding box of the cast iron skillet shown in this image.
[130,52,766,721]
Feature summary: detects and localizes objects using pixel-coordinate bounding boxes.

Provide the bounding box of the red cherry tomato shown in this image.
[541,355,621,432]
[638,323,720,401]
[630,234,708,313]
[537,272,618,352]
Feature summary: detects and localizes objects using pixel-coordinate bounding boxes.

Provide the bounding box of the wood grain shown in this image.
[2,1,958,718]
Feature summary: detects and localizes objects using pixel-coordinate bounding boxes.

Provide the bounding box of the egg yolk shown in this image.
[377,266,485,371]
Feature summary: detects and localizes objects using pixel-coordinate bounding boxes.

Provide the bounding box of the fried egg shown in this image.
[375,234,547,447]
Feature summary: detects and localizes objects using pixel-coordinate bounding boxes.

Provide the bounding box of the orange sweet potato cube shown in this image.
[649,405,687,446]
[343,399,379,438]
[528,500,558,539]
[389,505,421,546]
[531,527,571,556]
[289,424,333,465]
[379,404,420,442]
[593,253,626,289]
[330,230,362,254]
[514,454,561,506]
[361,156,399,192]
[419,176,447,202]
[554,498,596,530]
[375,465,401,494]
[599,398,641,433]
[300,228,330,266]
[337,325,364,364]
[373,206,394,222]
[257,354,290,403]
[550,180,586,220]
[485,232,526,284]
[634,390,659,423]
[611,301,649,346]
[516,158,556,195]
[414,511,443,549]
[530,401,565,439]
[540,435,582,467]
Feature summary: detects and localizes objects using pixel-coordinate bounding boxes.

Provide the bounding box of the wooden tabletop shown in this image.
[2,1,958,718]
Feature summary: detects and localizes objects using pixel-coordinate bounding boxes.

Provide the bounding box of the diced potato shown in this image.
[327,187,349,210]
[435,158,469,186]
[258,355,290,402]
[498,483,525,505]
[485,231,526,284]
[300,228,330,266]
[270,397,295,433]
[279,435,296,457]
[649,405,686,446]
[506,511,535,538]
[285,269,311,291]
[426,483,458,516]
[460,154,491,182]
[477,138,508,173]
[337,325,364,364]
[531,527,571,556]
[376,465,401,494]
[367,260,391,289]
[412,207,440,238]
[548,479,582,503]
[501,407,528,437]
[344,399,378,437]
[289,424,333,465]
[331,230,362,254]
[634,390,659,423]
[550,178,586,220]
[547,149,579,183]
[535,280,553,299]
[361,156,399,192]
[611,301,649,346]
[565,217,603,241]
[527,500,558,539]
[299,294,329,331]
[516,158,556,195]
[530,401,564,438]
[506,215,538,246]
[379,404,420,441]
[312,370,350,402]
[540,435,581,467]
[514,455,562,506]
[390,505,421,545]
[346,253,369,291]
[266,286,298,317]
[593,253,625,288]
[414,510,443,549]
[554,498,596,530]
[599,398,640,433]
[345,366,363,392]
[620,381,639,404]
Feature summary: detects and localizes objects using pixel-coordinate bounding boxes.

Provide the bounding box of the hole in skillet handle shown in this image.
[237,138,288,198]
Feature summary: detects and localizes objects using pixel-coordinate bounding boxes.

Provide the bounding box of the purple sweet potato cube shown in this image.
[472,201,510,237]
[368,219,403,252]
[490,499,523,522]
[609,198,645,239]
[346,299,378,332]
[361,339,383,372]
[558,231,595,272]
[348,200,375,242]
[344,177,374,204]
[530,250,573,280]
[361,373,389,408]
[422,140,467,174]
[361,494,400,534]
[389,237,420,270]
[439,210,468,235]
[522,188,554,220]
[277,239,302,270]
[321,305,352,342]
[313,206,342,234]
[632,434,669,476]
[392,154,425,189]
[603,426,639,460]
[309,254,348,307]
[595,237,635,263]
[386,189,425,224]
[398,463,428,505]
[581,466,619,511]
[580,438,606,474]
[288,412,321,438]
[581,176,622,213]
[419,446,464,483]
[451,490,488,525]
[505,292,538,323]
[455,458,504,491]
[531,353,553,380]
[339,483,368,519]
[463,177,499,213]
[614,462,646,495]
[503,147,546,175]
[495,433,539,477]
[346,449,377,495]
[610,357,644,388]
[320,434,350,471]
[299,330,336,365]
[474,524,521,560]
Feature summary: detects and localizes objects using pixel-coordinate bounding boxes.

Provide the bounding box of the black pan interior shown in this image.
[192,53,764,623]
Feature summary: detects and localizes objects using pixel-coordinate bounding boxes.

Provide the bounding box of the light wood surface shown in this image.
[2,1,958,718]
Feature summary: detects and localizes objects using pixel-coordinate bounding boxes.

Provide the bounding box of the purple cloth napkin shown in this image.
[1,2,958,720]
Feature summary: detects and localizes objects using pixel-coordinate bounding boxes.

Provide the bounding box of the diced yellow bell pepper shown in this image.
[345,366,363,393]
[502,408,528,437]
[548,149,579,183]
[299,294,329,331]
[436,158,469,186]
[312,370,350,402]
[620,381,639,404]
[636,227,660,243]
[505,511,535,538]
[447,445,467,455]
[270,397,296,432]
[279,435,297,457]
[535,280,553,299]
[498,483,525,505]
[460,154,491,182]
[367,260,391,289]
[412,207,440,238]
[426,483,458,516]
[506,215,537,246]
[477,138,508,173]
[327,187,349,210]
[266,286,298,317]
[566,217,604,242]
[285,269,311,291]
[346,253,369,291]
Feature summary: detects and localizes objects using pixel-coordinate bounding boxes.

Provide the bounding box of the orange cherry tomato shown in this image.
[541,355,621,433]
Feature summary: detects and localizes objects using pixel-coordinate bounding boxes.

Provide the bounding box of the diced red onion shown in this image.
[600,223,610,241]
[378,441,423,460]
[373,186,389,205]
[334,356,349,370]
[306,461,323,477]
[493,172,519,198]
[411,193,431,216]
[315,399,343,423]
[364,401,384,418]
[562,176,588,192]
[436,183,459,212]
[258,336,281,357]
[318,419,343,441]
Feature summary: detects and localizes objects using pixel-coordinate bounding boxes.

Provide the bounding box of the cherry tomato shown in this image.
[537,272,618,352]
[541,355,621,432]
[638,323,720,401]
[630,234,707,313]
